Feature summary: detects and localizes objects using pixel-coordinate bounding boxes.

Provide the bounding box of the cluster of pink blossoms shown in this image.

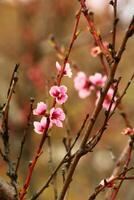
[33,62,72,134]
[74,71,117,111]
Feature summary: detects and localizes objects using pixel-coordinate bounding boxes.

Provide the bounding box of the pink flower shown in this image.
[33,117,47,134]
[90,46,101,57]
[74,72,88,90]
[122,127,134,136]
[74,71,92,99]
[56,61,72,78]
[33,102,47,116]
[49,85,68,104]
[50,107,65,127]
[96,88,116,111]
[89,73,107,88]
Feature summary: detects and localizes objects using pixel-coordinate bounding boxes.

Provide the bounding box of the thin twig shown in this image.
[15,98,34,178]
[109,139,133,200]
[0,64,19,198]
[47,135,58,200]
[110,0,118,55]
[88,166,134,200]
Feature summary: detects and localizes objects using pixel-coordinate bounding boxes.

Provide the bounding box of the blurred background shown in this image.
[0,0,134,199]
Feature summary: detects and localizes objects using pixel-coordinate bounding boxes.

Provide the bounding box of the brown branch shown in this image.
[57,11,134,200]
[0,178,16,200]
[109,139,133,200]
[110,0,119,55]
[0,64,19,197]
[47,135,58,200]
[88,166,134,200]
[15,98,34,178]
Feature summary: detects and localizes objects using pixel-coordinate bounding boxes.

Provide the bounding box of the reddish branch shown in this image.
[19,117,50,200]
[57,4,134,200]
[79,0,113,65]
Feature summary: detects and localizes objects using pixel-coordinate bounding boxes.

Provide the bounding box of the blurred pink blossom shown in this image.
[78,89,91,99]
[89,73,107,88]
[56,61,72,78]
[33,117,47,134]
[85,0,107,13]
[49,85,68,104]
[33,102,47,116]
[27,67,45,91]
[74,71,92,99]
[74,72,87,90]
[96,88,116,111]
[50,107,65,127]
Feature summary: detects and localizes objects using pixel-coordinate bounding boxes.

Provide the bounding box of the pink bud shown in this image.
[56,61,72,78]
[90,46,101,57]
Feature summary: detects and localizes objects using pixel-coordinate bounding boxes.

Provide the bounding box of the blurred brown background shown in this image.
[0,0,134,199]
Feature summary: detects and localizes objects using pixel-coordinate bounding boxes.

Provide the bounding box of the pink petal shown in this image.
[89,73,107,87]
[65,63,72,78]
[55,120,63,127]
[50,107,65,127]
[49,86,59,97]
[78,89,90,99]
[56,61,61,71]
[40,117,47,127]
[60,85,67,93]
[33,102,47,116]
[56,94,68,105]
[33,121,44,134]
[74,72,87,90]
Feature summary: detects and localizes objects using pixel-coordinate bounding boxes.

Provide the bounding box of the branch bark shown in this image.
[0,178,16,200]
